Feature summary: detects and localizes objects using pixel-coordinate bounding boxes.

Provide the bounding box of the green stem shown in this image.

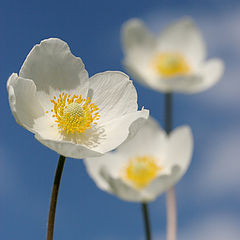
[141,203,152,240]
[164,93,177,240]
[47,155,66,240]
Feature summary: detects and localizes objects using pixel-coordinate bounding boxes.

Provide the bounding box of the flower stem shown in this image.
[47,155,66,240]
[141,203,152,240]
[164,93,177,240]
[166,187,177,240]
[165,93,172,135]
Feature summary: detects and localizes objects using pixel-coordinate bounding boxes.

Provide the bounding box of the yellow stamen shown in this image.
[152,52,191,77]
[122,155,162,189]
[47,93,100,134]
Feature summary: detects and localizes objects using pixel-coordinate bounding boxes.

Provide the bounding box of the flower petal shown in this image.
[117,117,167,160]
[91,109,149,154]
[188,58,224,93]
[122,19,158,89]
[122,18,157,58]
[144,166,182,200]
[35,133,103,159]
[166,126,193,174]
[88,71,138,122]
[83,153,125,191]
[144,126,193,199]
[155,74,203,93]
[33,108,148,159]
[123,58,161,90]
[124,57,204,94]
[19,38,89,97]
[158,17,206,68]
[100,167,151,202]
[7,73,44,132]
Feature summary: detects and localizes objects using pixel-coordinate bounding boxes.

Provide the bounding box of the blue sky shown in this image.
[1,0,240,239]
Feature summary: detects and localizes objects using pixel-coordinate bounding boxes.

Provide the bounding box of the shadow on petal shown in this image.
[61,125,106,148]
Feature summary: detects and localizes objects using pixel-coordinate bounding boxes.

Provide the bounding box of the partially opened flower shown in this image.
[121,17,224,93]
[84,117,193,202]
[7,38,149,159]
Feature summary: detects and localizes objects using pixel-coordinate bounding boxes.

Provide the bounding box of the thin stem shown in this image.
[164,93,172,135]
[166,188,177,240]
[47,155,66,240]
[141,203,152,240]
[164,93,177,240]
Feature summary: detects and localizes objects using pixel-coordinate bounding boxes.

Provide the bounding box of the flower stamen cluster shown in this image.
[46,92,100,134]
[152,52,191,78]
[122,155,162,189]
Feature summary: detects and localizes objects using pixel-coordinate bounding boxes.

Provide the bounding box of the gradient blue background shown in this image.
[1,0,240,239]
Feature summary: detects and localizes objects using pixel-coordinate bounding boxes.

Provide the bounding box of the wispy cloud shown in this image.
[178,213,240,240]
[154,213,240,240]
[195,127,240,198]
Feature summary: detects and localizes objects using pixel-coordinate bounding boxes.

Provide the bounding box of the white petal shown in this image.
[34,108,148,158]
[144,166,182,199]
[187,59,224,93]
[117,117,168,161]
[155,74,203,93]
[100,167,151,202]
[7,73,21,125]
[166,126,193,175]
[35,133,102,159]
[123,58,161,90]
[19,38,89,97]
[84,152,155,202]
[124,56,204,94]
[91,109,149,154]
[122,18,157,58]
[88,71,138,123]
[143,126,193,198]
[7,74,44,132]
[157,17,206,68]
[83,152,126,191]
[33,115,61,140]
[122,19,159,90]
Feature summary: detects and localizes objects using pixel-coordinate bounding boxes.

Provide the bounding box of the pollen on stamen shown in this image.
[49,93,100,134]
[152,52,191,78]
[122,155,162,189]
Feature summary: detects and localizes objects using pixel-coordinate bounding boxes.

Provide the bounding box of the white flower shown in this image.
[84,117,193,202]
[121,17,224,93]
[7,38,149,159]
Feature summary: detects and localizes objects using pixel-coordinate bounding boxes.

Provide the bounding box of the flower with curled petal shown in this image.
[84,117,193,202]
[121,17,224,93]
[7,38,149,159]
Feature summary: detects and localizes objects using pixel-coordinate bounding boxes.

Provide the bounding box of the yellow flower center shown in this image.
[46,92,100,134]
[122,155,162,189]
[152,52,191,77]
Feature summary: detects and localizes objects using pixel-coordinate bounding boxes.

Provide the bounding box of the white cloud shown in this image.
[195,127,240,198]
[179,214,240,240]
[154,213,240,240]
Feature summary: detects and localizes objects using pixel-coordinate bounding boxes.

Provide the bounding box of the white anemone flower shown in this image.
[121,17,224,93]
[7,38,149,159]
[84,117,193,202]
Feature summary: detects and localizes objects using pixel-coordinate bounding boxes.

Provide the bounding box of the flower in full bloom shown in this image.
[84,117,193,202]
[7,38,149,159]
[121,17,224,93]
